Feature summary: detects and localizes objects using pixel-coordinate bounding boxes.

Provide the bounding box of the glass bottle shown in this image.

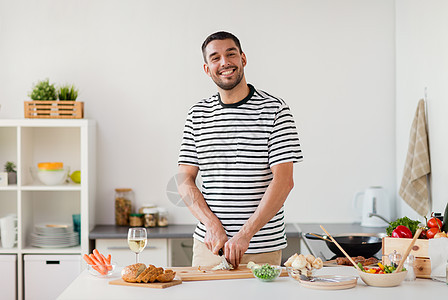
[115,188,133,226]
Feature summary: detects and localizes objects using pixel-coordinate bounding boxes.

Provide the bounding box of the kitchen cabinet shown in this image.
[0,255,16,300]
[0,119,96,300]
[24,255,81,300]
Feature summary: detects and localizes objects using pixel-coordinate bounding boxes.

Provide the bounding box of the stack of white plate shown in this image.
[30,223,79,248]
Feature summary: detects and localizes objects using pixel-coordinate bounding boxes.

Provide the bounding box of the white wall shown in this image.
[396,0,448,221]
[0,0,396,224]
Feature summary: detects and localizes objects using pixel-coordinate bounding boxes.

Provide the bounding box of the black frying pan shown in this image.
[304,233,382,258]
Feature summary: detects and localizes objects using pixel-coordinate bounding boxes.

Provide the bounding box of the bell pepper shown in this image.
[377,262,385,271]
[392,225,413,238]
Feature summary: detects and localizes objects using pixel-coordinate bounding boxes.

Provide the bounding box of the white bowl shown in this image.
[357,270,407,287]
[34,167,70,185]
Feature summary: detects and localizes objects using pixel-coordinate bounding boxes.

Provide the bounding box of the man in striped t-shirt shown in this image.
[178,31,302,268]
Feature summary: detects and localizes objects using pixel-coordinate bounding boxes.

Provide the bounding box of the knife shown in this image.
[218,248,231,270]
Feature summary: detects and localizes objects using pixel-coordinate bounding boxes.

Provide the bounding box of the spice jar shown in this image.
[140,204,158,227]
[388,250,402,268]
[404,254,416,281]
[129,213,143,227]
[115,188,134,226]
[157,207,168,227]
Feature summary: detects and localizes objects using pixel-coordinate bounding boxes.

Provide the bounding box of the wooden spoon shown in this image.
[320,225,362,271]
[308,233,333,243]
[394,228,423,273]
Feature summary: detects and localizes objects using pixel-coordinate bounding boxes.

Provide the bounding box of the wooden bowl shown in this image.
[357,270,407,287]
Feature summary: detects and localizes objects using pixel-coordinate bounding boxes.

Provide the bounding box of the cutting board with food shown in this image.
[109,278,182,289]
[171,264,288,281]
[109,263,181,289]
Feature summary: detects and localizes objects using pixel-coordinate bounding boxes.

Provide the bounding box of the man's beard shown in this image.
[211,68,244,91]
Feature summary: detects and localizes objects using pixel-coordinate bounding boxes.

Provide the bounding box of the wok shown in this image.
[304,233,383,258]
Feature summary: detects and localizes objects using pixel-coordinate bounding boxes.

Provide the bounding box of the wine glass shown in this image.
[127,227,147,263]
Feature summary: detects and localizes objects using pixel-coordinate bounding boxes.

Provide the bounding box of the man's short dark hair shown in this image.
[201,31,242,63]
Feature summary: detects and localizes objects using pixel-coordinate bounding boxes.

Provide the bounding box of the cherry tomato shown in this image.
[426,227,440,239]
[427,217,442,229]
[419,229,428,239]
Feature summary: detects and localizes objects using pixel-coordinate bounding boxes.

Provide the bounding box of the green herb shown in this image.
[4,161,16,173]
[386,216,421,236]
[29,78,57,100]
[58,84,79,101]
[252,264,280,281]
[357,262,365,271]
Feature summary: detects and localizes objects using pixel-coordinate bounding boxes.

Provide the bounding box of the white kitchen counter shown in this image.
[57,266,445,299]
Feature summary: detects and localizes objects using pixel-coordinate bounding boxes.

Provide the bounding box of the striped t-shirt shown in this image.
[178,84,303,253]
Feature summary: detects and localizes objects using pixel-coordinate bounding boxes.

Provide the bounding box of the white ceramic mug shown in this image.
[0,215,18,248]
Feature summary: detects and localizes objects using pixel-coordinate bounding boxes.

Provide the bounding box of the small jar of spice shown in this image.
[157,207,168,227]
[129,213,144,227]
[115,188,133,226]
[142,206,158,228]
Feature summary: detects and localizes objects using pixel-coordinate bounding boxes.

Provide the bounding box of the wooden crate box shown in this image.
[24,101,83,119]
[382,236,430,278]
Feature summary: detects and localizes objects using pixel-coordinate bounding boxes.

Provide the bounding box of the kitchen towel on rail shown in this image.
[399,99,431,216]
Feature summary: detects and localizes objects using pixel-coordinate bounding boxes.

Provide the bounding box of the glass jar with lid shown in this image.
[157,207,168,227]
[140,204,158,228]
[129,213,144,227]
[115,188,134,226]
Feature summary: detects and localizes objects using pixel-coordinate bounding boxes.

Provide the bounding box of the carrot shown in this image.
[83,254,95,265]
[89,254,107,274]
[106,254,111,264]
[93,249,106,265]
[100,253,112,270]
[92,265,106,275]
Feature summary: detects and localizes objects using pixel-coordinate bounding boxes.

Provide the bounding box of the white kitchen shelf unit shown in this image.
[0,119,96,300]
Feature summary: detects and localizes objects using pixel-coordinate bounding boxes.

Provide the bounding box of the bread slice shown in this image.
[121,263,146,283]
[141,265,157,283]
[135,266,153,283]
[156,270,176,283]
[149,267,164,283]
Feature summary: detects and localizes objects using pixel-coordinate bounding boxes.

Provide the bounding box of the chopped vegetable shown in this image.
[360,264,405,274]
[386,217,421,236]
[252,264,281,281]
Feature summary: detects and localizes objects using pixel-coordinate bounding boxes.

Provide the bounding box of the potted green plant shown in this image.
[4,161,17,185]
[24,79,84,119]
[58,84,79,101]
[28,78,57,100]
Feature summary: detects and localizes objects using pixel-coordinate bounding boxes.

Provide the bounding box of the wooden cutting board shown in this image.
[109,278,182,289]
[170,264,288,281]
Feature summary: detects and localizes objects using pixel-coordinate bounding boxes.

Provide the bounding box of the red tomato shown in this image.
[419,229,427,239]
[427,217,442,229]
[426,227,440,239]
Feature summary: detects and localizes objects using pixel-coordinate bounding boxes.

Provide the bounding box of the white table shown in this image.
[57,266,446,300]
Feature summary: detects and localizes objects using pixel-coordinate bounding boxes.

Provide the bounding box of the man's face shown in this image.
[203,39,247,91]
